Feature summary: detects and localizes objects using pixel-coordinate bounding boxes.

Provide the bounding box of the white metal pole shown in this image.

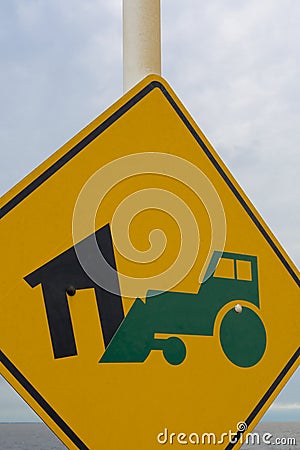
[123,0,161,92]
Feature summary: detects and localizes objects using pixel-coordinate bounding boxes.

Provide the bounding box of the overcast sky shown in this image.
[0,0,299,425]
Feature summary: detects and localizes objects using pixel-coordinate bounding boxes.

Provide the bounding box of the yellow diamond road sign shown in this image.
[0,75,299,449]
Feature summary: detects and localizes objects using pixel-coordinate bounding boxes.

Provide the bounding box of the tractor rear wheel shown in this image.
[220,306,266,367]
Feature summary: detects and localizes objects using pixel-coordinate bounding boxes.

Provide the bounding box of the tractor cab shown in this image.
[200,251,260,309]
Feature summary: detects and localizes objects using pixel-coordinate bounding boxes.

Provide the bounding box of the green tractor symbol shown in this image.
[100,251,267,368]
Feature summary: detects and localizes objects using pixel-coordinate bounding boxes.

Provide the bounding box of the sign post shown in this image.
[123,0,161,91]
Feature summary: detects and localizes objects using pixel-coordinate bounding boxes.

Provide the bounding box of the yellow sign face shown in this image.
[0,75,299,449]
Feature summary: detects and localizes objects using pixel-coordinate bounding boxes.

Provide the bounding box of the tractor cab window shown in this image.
[214,257,252,281]
[214,258,235,279]
[236,260,252,281]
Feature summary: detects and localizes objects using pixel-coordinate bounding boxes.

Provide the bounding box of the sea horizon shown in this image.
[0,421,299,449]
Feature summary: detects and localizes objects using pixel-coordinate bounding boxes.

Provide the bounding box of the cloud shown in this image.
[162,0,300,265]
[0,0,122,197]
[0,378,39,422]
[270,403,300,410]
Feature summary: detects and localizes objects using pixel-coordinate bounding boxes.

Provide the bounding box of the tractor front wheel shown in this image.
[161,337,187,365]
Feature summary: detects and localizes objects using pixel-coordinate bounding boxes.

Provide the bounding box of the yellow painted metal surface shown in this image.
[0,75,299,449]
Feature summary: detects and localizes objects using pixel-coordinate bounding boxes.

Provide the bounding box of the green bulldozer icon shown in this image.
[100,251,267,368]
